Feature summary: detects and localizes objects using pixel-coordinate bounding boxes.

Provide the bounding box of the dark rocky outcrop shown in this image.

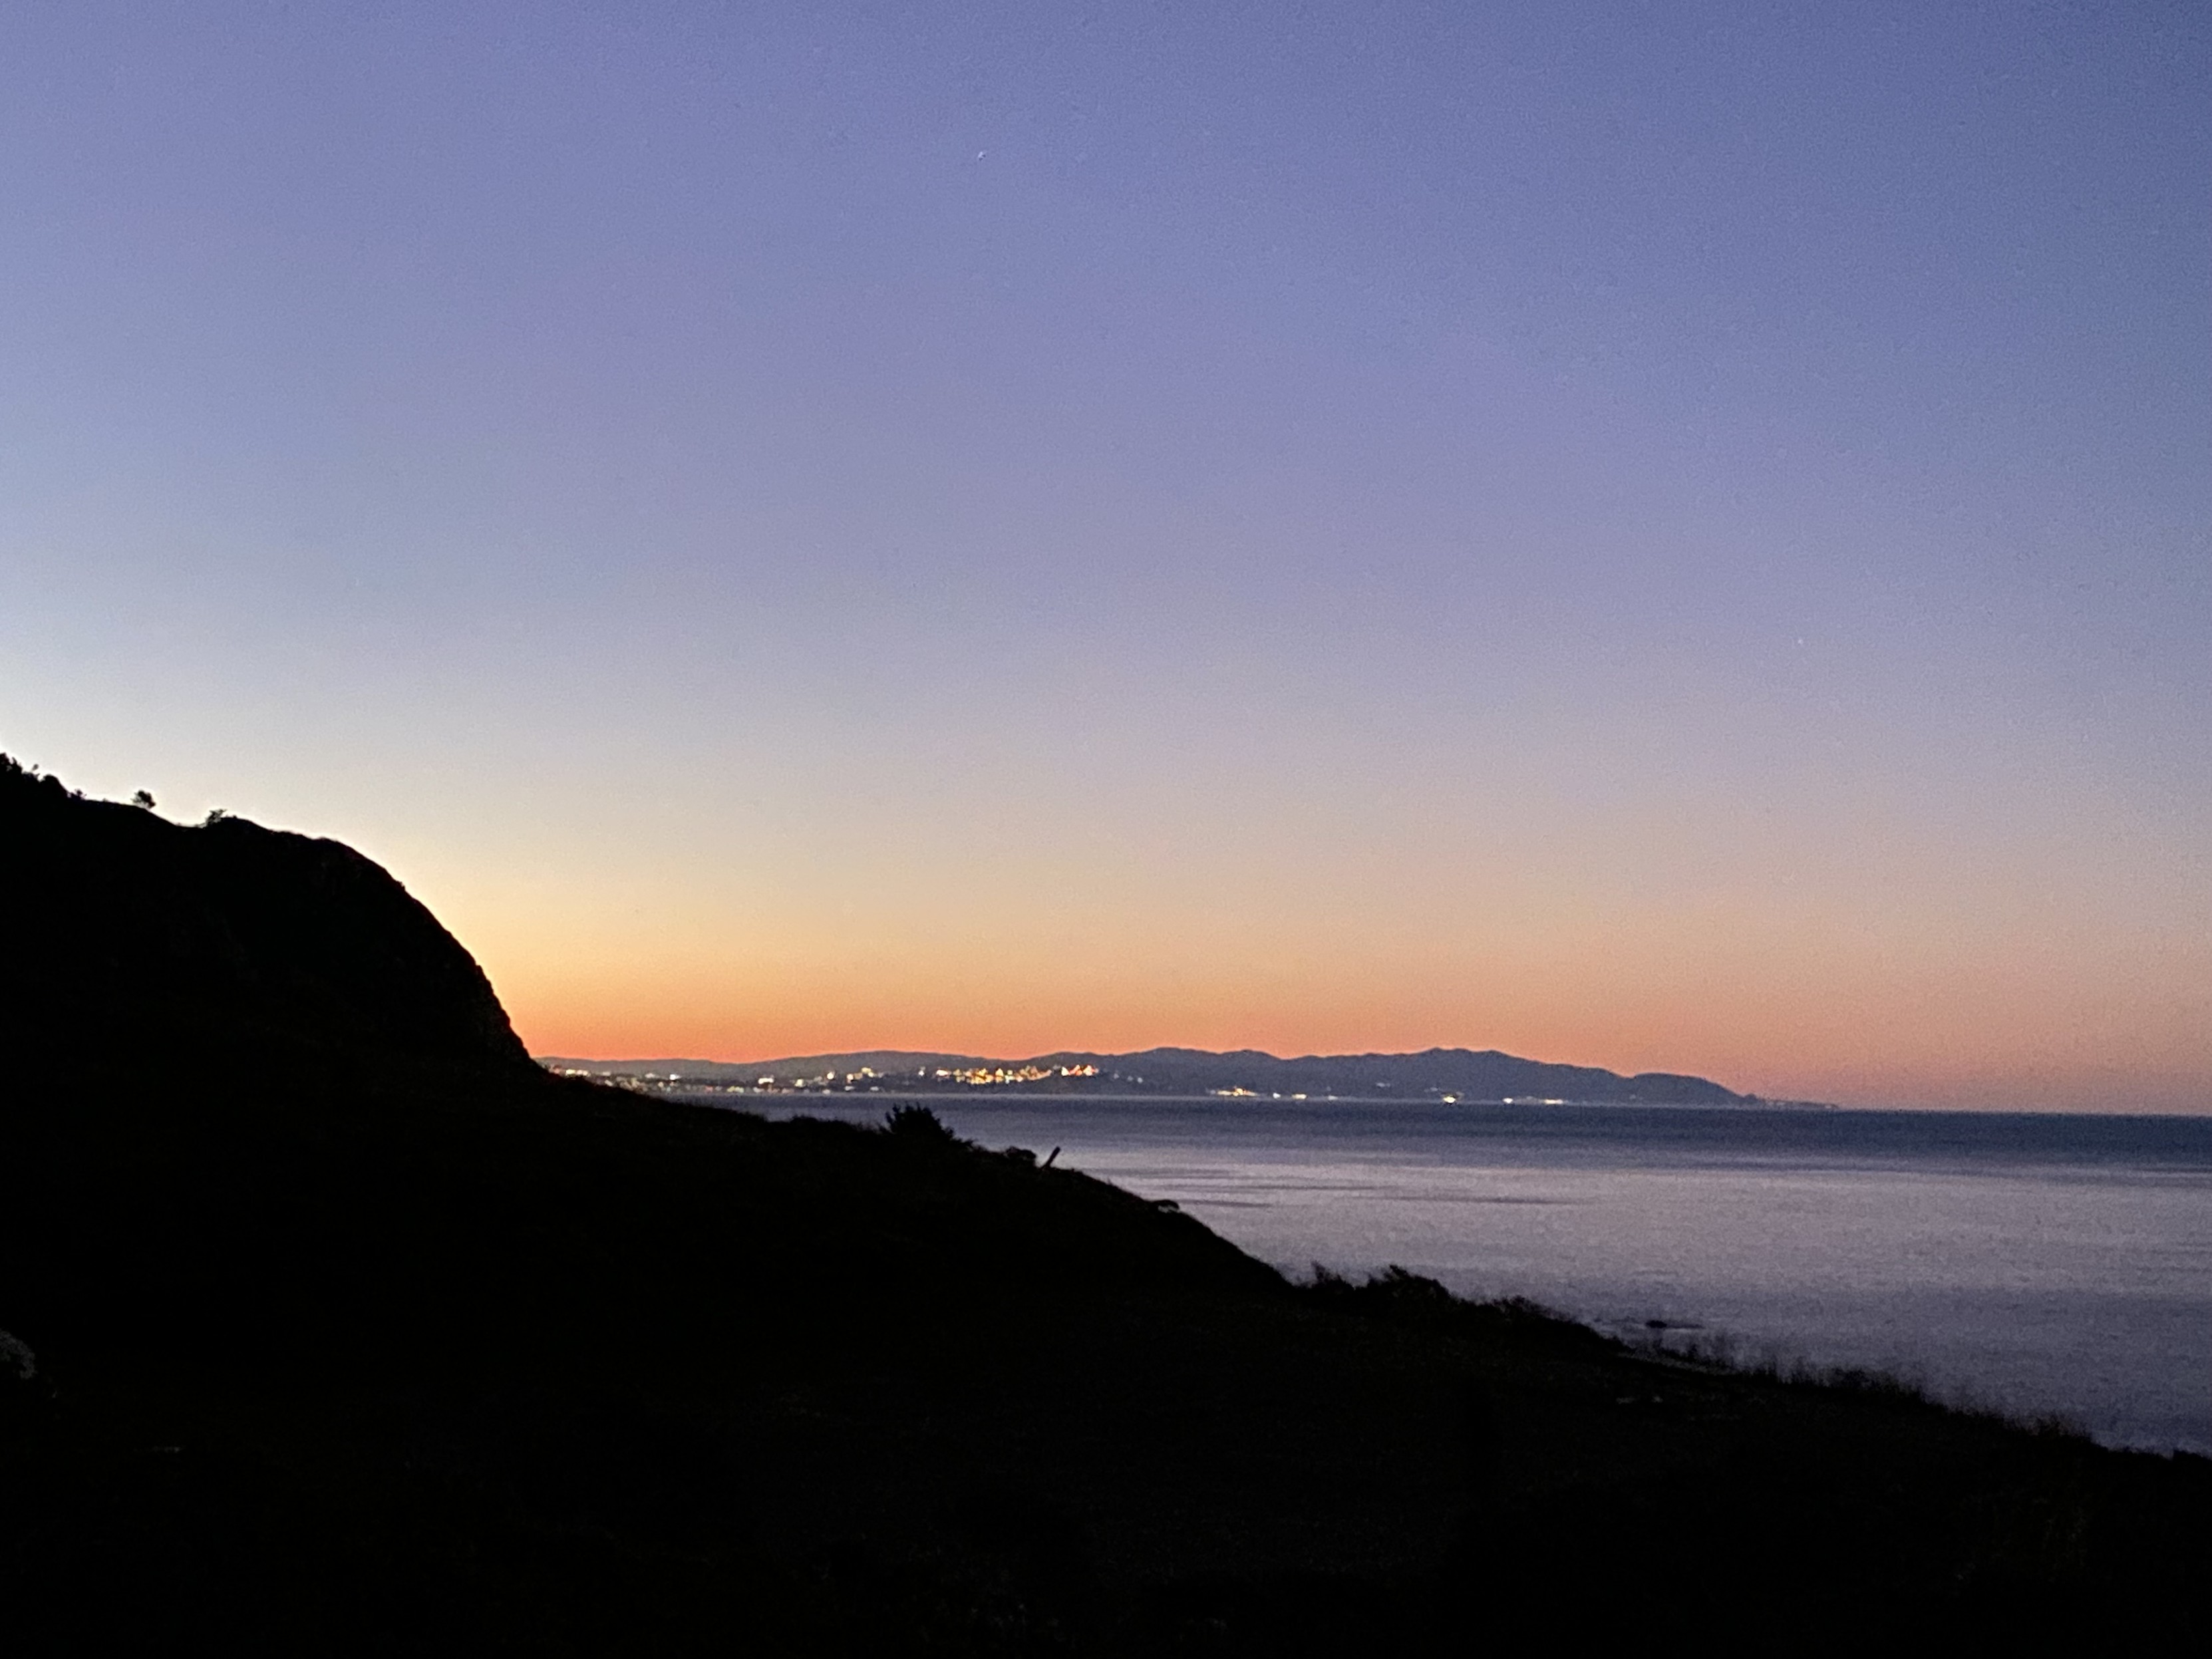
[0,756,529,1078]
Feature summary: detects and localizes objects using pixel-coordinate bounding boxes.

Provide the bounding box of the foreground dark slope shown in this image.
[2,764,2207,1652]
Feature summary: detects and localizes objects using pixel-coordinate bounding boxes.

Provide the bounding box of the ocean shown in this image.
[710,1095,2212,1455]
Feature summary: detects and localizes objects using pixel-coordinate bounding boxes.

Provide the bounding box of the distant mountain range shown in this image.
[538,1046,1761,1106]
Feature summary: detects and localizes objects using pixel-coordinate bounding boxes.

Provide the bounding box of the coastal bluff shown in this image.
[0,756,529,1076]
[1,761,2205,1652]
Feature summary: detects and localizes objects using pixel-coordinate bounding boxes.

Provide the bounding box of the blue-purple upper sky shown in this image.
[3,3,2205,1108]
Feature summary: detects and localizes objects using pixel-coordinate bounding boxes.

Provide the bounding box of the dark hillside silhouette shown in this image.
[0,756,529,1077]
[1,760,2205,1652]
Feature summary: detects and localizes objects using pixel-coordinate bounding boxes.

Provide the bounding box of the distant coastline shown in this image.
[537,1044,1819,1108]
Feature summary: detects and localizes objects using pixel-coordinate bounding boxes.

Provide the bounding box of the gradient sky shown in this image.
[3,3,2205,1110]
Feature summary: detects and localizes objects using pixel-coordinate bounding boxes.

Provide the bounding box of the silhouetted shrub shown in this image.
[884,1105,961,1144]
[0,754,70,800]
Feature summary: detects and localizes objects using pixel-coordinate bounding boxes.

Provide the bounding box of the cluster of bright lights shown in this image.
[931,1063,1101,1087]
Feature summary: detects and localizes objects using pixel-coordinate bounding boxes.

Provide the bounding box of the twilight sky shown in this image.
[2,3,2205,1110]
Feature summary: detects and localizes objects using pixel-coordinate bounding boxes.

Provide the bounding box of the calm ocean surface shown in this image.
[715,1096,2212,1455]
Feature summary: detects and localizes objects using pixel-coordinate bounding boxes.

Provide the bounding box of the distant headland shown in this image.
[541,1045,1829,1108]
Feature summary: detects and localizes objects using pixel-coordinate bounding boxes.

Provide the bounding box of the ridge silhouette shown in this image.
[1,759,2204,1652]
[1,756,528,1079]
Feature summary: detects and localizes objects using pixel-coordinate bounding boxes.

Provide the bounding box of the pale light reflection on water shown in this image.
[723,1096,2212,1455]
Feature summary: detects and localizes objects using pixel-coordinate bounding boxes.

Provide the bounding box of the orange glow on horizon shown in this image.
[492,935,2211,1115]
[390,745,2211,1120]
